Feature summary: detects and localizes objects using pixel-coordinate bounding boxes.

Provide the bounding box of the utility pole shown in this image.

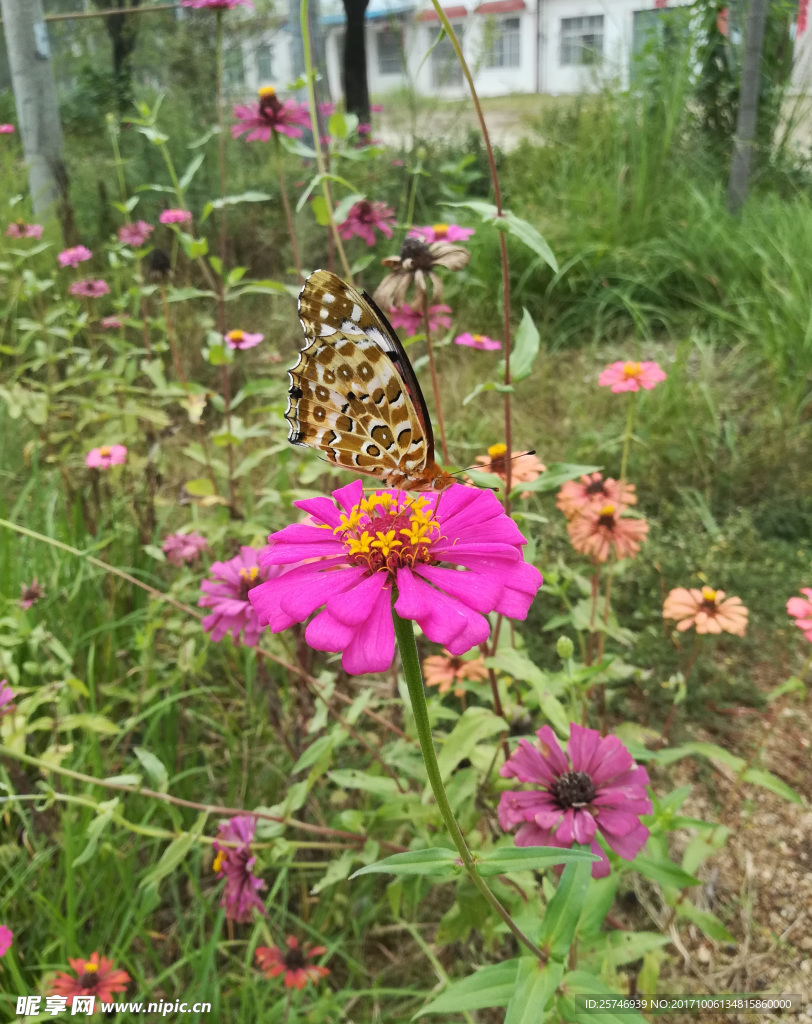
[0,0,75,237]
[727,0,769,214]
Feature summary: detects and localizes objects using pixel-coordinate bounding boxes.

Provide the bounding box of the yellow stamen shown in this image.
[432,222,450,235]
[346,531,373,556]
[228,329,244,342]
[258,85,276,98]
[239,566,260,583]
[599,503,616,517]
[83,962,99,973]
[334,509,364,534]
[99,446,111,457]
[622,361,642,378]
[213,850,226,873]
[487,443,508,457]
[371,530,402,556]
[701,586,717,604]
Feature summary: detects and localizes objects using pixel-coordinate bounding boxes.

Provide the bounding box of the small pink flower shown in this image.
[162,532,208,567]
[318,101,336,117]
[85,444,128,470]
[391,158,405,167]
[0,925,13,957]
[225,329,264,350]
[370,103,384,113]
[598,360,667,393]
[159,209,193,225]
[557,472,637,519]
[455,332,501,351]
[409,223,475,244]
[19,578,44,610]
[388,303,452,336]
[0,124,14,134]
[118,221,154,247]
[357,121,372,135]
[199,547,275,647]
[69,278,110,299]
[0,682,16,720]
[101,315,124,329]
[232,87,311,142]
[787,588,812,642]
[5,220,43,239]
[338,200,396,246]
[58,245,93,268]
[212,815,266,922]
[182,0,254,7]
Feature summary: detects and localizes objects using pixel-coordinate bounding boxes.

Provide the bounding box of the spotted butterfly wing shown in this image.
[286,269,454,491]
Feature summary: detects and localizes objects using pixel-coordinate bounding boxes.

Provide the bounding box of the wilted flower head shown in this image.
[86,444,128,470]
[338,199,396,247]
[374,236,470,306]
[249,480,542,675]
[557,472,637,519]
[599,360,666,393]
[159,209,192,225]
[567,503,648,563]
[388,303,452,336]
[182,0,254,8]
[212,815,266,922]
[5,220,43,239]
[0,681,15,719]
[19,578,43,610]
[232,86,311,141]
[101,315,124,330]
[475,444,545,498]
[199,546,272,646]
[663,586,748,636]
[69,278,110,299]
[225,329,264,350]
[409,223,475,244]
[162,532,208,567]
[146,248,172,282]
[0,124,14,134]
[787,588,812,643]
[48,952,130,1007]
[455,332,501,351]
[0,925,12,957]
[499,723,651,878]
[256,937,330,989]
[118,220,153,247]
[423,650,489,696]
[58,245,93,268]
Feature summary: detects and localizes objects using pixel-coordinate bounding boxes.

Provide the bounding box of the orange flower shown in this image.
[663,586,748,636]
[556,472,637,519]
[49,952,130,1006]
[423,650,489,696]
[567,503,648,562]
[474,444,546,498]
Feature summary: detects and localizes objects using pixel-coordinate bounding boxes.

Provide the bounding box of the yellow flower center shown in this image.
[701,586,718,604]
[622,361,642,378]
[258,85,276,98]
[334,493,441,574]
[599,503,616,517]
[213,850,226,873]
[239,566,260,583]
[487,443,508,457]
[99,446,111,457]
[432,222,450,237]
[228,329,244,343]
[83,963,99,974]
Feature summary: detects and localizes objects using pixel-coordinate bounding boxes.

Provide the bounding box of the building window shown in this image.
[223,46,245,91]
[431,24,465,86]
[560,15,604,66]
[484,17,521,68]
[255,43,273,82]
[377,27,403,75]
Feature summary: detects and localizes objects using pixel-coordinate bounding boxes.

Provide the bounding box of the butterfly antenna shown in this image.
[449,449,537,478]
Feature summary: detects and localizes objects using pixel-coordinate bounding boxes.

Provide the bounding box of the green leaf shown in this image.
[311,849,356,894]
[139,812,208,891]
[577,873,620,937]
[435,707,506,781]
[505,959,563,1024]
[558,970,646,1024]
[179,152,205,191]
[350,848,459,880]
[73,798,118,867]
[328,769,404,797]
[185,478,215,497]
[414,960,520,1017]
[311,195,331,226]
[538,855,592,961]
[201,191,272,222]
[498,307,539,383]
[476,846,599,877]
[516,463,602,494]
[133,747,169,793]
[327,111,348,139]
[741,767,802,804]
[333,191,364,224]
[503,212,558,271]
[631,855,700,889]
[462,380,499,406]
[653,740,744,771]
[179,234,208,259]
[676,902,735,942]
[58,714,119,735]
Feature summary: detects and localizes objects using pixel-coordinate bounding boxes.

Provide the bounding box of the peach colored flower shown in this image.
[567,503,648,562]
[787,588,812,642]
[474,443,546,498]
[598,360,666,393]
[663,586,748,636]
[423,650,489,696]
[557,472,637,519]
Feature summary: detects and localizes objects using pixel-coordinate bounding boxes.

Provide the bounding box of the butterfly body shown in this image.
[286,269,455,492]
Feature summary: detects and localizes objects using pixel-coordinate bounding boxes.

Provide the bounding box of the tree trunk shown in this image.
[0,0,76,240]
[727,0,769,214]
[95,0,142,114]
[342,0,370,123]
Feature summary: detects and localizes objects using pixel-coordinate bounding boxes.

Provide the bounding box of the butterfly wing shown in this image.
[286,269,439,486]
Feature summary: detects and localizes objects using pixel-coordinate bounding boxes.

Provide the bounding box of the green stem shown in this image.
[273,131,304,282]
[619,392,636,484]
[392,610,547,962]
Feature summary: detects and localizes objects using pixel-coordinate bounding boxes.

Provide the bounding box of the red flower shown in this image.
[48,952,130,1006]
[256,937,330,989]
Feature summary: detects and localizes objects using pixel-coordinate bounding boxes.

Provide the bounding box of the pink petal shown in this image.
[500,738,558,785]
[395,566,489,653]
[599,821,649,860]
[413,564,502,613]
[340,581,395,674]
[565,723,602,773]
[535,725,571,776]
[572,809,598,844]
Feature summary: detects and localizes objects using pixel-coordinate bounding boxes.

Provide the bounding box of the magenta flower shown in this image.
[225,329,264,350]
[101,315,124,329]
[232,87,311,141]
[118,221,154,247]
[371,103,384,113]
[0,124,14,134]
[58,245,92,269]
[409,223,475,244]
[319,101,336,117]
[0,681,15,719]
[338,200,396,246]
[159,209,193,225]
[455,332,501,351]
[499,723,651,878]
[0,925,12,957]
[598,360,667,393]
[212,815,266,921]
[787,588,812,643]
[162,532,208,567]
[388,303,452,336]
[199,546,274,646]
[249,481,542,675]
[69,278,110,299]
[85,444,127,469]
[19,578,43,610]
[182,0,254,8]
[5,221,43,239]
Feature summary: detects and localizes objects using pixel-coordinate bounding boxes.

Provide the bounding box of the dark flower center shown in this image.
[355,200,374,222]
[284,948,307,971]
[448,656,463,672]
[79,972,100,989]
[259,92,283,120]
[597,511,616,528]
[585,479,607,496]
[552,770,596,808]
[238,566,262,601]
[399,237,434,269]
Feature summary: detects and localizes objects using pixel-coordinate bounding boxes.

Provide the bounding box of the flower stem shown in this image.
[619,392,636,485]
[422,290,449,463]
[215,10,227,296]
[273,132,304,282]
[392,609,547,962]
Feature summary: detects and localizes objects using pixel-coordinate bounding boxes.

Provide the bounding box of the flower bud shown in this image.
[556,635,574,661]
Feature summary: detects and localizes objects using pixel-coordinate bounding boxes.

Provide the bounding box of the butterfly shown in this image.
[285,269,456,492]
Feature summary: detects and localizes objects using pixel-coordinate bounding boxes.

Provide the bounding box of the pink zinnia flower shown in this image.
[212,815,266,922]
[5,220,43,239]
[101,315,124,329]
[249,481,543,675]
[409,223,475,244]
[557,472,637,519]
[58,245,92,268]
[598,360,667,393]
[69,278,110,299]
[499,723,651,878]
[199,546,273,646]
[19,578,43,610]
[455,332,501,351]
[159,209,192,225]
[0,124,14,134]
[371,103,384,113]
[318,101,336,117]
[0,681,15,719]
[48,952,130,1006]
[225,328,264,350]
[663,586,748,637]
[338,200,396,246]
[357,121,372,135]
[388,303,452,336]
[85,444,128,469]
[256,937,330,989]
[232,86,311,141]
[162,532,208,567]
[567,503,648,563]
[118,220,154,247]
[182,0,254,8]
[787,588,812,642]
[0,925,12,957]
